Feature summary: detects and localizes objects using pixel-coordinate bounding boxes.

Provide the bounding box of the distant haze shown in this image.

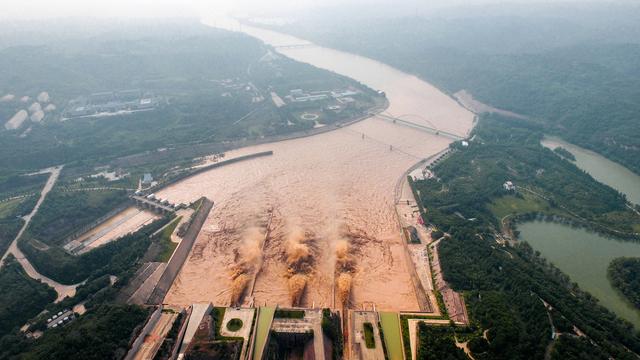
[1,0,631,20]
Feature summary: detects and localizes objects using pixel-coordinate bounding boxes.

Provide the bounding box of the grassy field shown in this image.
[379,312,404,360]
[488,193,555,220]
[0,198,24,219]
[154,217,181,263]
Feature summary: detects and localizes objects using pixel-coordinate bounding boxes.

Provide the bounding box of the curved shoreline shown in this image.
[151,19,474,310]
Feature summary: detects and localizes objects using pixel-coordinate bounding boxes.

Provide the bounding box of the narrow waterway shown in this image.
[519,221,640,327]
[542,136,640,204]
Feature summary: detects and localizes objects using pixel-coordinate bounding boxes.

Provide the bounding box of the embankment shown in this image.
[147,198,214,304]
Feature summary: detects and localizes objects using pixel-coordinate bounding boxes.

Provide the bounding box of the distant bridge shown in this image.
[273,43,315,50]
[373,113,465,141]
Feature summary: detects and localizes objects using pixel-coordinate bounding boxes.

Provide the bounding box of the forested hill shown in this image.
[266,2,640,174]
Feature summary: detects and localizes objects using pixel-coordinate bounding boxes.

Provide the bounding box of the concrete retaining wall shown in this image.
[147,198,214,305]
[125,305,162,360]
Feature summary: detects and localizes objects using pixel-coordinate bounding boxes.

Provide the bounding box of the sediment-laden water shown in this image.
[156,18,474,310]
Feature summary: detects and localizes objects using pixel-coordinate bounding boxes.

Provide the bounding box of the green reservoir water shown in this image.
[542,136,640,204]
[253,307,275,360]
[379,312,403,360]
[519,221,640,327]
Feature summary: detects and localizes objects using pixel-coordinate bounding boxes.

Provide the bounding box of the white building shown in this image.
[503,181,516,191]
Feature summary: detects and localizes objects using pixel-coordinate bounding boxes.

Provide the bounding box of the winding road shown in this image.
[0,165,80,302]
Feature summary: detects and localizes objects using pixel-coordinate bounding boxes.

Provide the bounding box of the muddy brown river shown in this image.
[156,18,474,311]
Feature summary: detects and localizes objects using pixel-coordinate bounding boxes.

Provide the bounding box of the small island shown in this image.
[608,257,640,308]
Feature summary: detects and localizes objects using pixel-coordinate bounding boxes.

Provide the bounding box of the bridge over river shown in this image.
[372,113,465,141]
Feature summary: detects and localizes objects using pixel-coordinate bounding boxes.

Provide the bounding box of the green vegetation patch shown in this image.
[416,323,467,360]
[0,196,38,256]
[0,173,49,199]
[226,318,243,332]
[0,196,36,219]
[0,256,56,339]
[321,309,343,360]
[550,335,610,360]
[154,216,181,262]
[415,115,640,238]
[488,193,556,221]
[363,322,376,349]
[408,115,640,358]
[0,219,23,261]
[2,304,150,360]
[608,257,640,309]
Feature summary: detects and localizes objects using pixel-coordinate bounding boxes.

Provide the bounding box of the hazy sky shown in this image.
[0,0,591,20]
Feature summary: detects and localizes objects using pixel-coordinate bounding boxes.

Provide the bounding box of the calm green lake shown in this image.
[524,138,640,326]
[519,222,640,327]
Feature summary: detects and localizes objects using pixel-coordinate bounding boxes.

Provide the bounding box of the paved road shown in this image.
[0,166,79,302]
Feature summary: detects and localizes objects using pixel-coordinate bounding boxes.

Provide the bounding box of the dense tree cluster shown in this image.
[415,323,467,360]
[0,256,56,339]
[409,115,640,358]
[321,309,343,360]
[0,304,150,360]
[415,115,637,236]
[608,257,640,308]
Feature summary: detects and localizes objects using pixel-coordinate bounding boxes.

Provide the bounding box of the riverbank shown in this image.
[150,17,474,311]
[542,136,640,205]
[519,221,640,328]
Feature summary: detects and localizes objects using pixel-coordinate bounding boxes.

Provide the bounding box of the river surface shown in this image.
[156,18,474,310]
[542,136,640,204]
[531,137,640,326]
[519,221,640,327]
